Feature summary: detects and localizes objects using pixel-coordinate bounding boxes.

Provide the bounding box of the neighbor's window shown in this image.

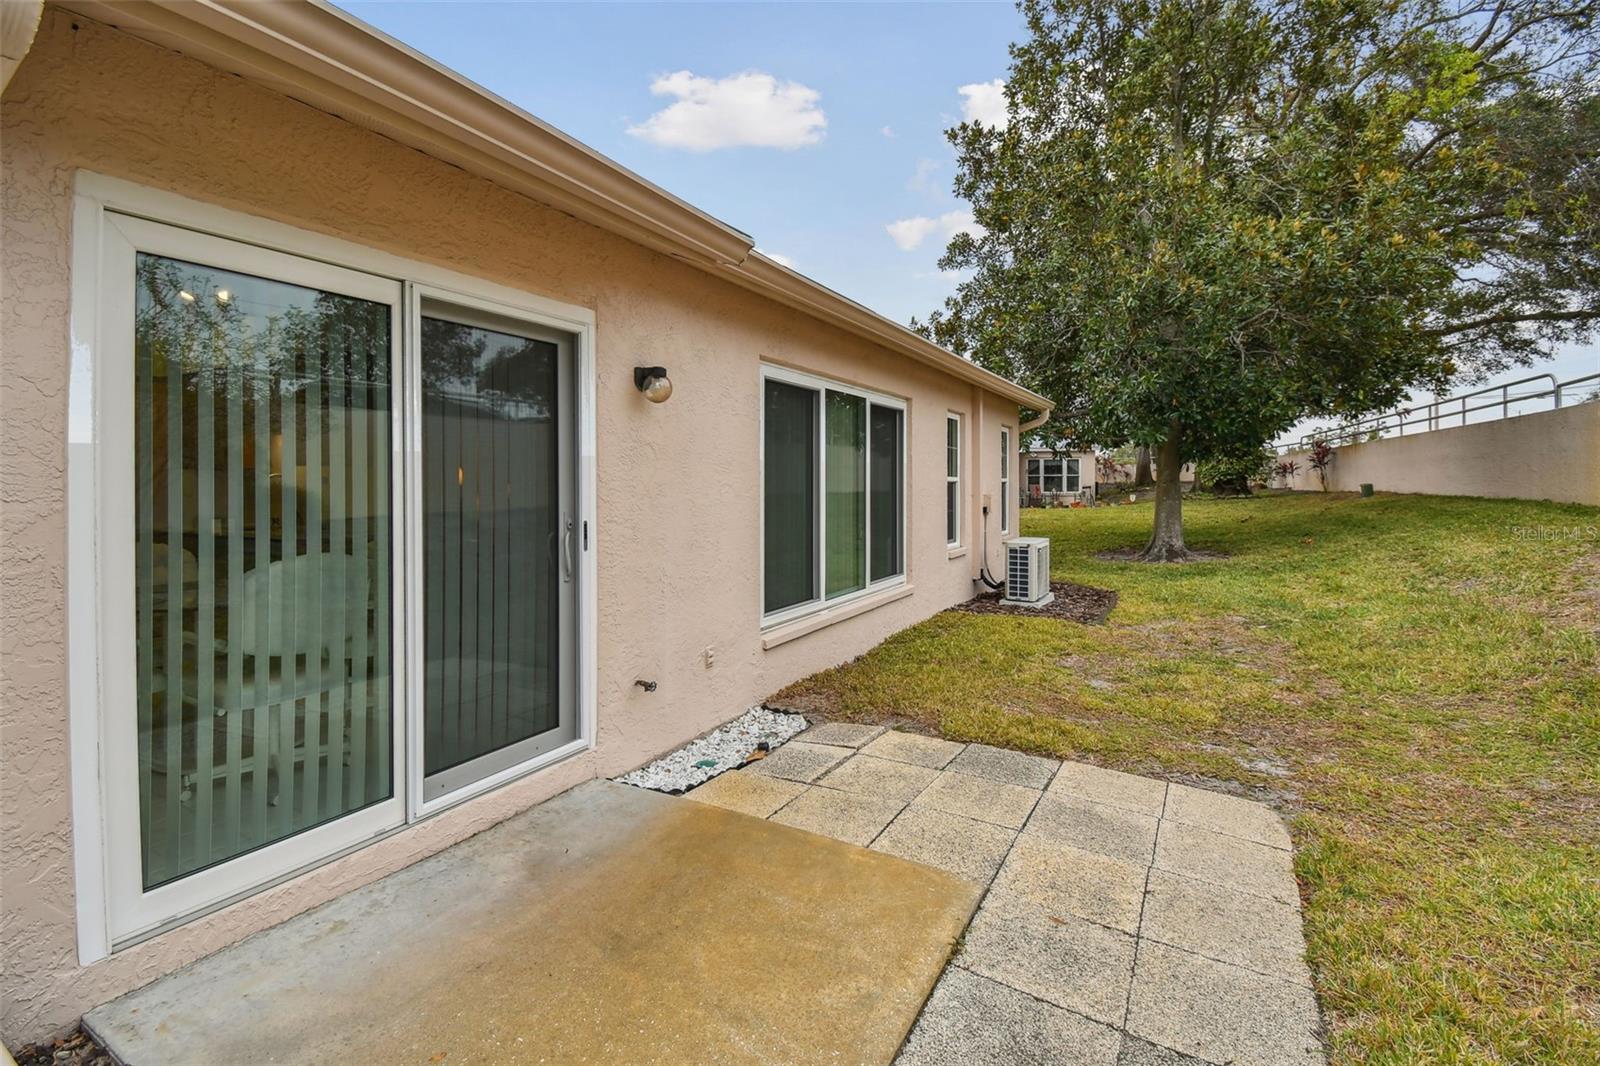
[763,369,904,620]
[946,414,962,547]
[1000,428,1011,533]
[1028,456,1081,496]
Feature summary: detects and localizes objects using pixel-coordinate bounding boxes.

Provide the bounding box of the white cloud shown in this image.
[908,158,941,193]
[627,70,826,150]
[958,79,1008,128]
[885,210,984,252]
[755,247,795,268]
[886,217,939,251]
[880,125,896,138]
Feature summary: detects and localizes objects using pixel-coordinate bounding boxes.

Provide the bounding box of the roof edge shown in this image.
[51,0,1052,414]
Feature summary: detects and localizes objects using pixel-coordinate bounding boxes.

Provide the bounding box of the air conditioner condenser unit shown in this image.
[1001,537,1054,607]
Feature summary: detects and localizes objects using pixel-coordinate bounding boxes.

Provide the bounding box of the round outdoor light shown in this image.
[634,365,672,404]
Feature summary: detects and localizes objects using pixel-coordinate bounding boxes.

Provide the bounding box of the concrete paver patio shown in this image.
[689,726,1325,1066]
[82,725,1322,1065]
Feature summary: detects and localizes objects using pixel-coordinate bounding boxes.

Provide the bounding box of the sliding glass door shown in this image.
[93,206,585,943]
[419,301,576,803]
[131,252,396,889]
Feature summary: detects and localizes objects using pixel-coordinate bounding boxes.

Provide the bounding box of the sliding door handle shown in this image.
[562,515,576,582]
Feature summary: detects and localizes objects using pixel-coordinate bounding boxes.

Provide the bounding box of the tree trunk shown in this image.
[1133,445,1154,488]
[1139,429,1190,562]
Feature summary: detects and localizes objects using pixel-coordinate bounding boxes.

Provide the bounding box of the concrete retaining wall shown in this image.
[1280,401,1600,504]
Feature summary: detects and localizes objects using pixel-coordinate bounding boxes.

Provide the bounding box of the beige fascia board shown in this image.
[56,0,754,267]
[730,252,1052,412]
[53,0,1052,416]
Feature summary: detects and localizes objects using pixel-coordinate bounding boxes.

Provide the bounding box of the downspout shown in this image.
[1,1,43,95]
[969,385,986,585]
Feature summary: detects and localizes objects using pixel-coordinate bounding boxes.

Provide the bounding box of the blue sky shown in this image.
[341,1,1596,435]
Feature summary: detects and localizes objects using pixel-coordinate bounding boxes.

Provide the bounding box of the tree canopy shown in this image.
[920,0,1598,557]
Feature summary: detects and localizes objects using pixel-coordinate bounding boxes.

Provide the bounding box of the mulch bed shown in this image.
[951,580,1118,624]
[1094,547,1231,563]
[13,1029,112,1066]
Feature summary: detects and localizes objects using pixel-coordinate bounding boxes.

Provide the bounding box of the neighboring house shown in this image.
[0,2,1051,1043]
[1095,455,1197,495]
[1022,448,1095,506]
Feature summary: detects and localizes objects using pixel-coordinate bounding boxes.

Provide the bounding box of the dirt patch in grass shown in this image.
[1095,546,1231,562]
[1549,550,1600,639]
[949,580,1118,624]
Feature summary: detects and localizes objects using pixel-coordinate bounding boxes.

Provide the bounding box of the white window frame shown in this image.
[999,427,1012,534]
[67,173,599,961]
[946,413,963,548]
[1065,457,1082,492]
[759,364,907,628]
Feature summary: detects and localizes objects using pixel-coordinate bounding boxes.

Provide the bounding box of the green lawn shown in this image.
[774,491,1600,1064]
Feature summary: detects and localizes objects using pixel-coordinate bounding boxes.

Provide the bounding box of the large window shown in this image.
[1000,428,1011,534]
[763,368,905,621]
[1027,456,1081,497]
[946,414,962,547]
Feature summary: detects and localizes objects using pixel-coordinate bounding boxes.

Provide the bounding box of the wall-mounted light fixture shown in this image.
[633,365,672,404]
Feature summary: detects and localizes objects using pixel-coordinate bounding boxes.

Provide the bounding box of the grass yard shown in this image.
[774,491,1599,1064]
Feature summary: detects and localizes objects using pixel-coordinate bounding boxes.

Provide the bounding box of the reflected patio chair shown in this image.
[155,552,374,808]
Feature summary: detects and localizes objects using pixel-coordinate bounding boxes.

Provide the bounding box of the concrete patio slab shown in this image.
[1140,869,1313,986]
[913,769,1041,829]
[1154,820,1300,904]
[1126,940,1323,1066]
[1164,783,1293,850]
[85,780,979,1066]
[819,752,942,803]
[1049,762,1168,817]
[1117,1035,1212,1065]
[988,834,1147,933]
[945,743,1060,789]
[860,729,964,769]
[1025,793,1159,866]
[798,721,888,748]
[746,739,855,783]
[871,805,1016,884]
[685,768,807,818]
[958,897,1137,1026]
[769,784,905,845]
[898,967,1121,1066]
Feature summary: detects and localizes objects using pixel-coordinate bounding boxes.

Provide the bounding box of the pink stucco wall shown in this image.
[0,11,1023,1042]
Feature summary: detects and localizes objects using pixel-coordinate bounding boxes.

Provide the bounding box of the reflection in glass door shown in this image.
[420,304,576,802]
[132,252,395,888]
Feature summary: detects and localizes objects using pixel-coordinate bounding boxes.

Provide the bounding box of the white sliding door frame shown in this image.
[67,173,598,962]
[85,210,407,949]
[403,282,592,820]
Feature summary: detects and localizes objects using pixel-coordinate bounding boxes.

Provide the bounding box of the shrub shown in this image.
[1308,439,1336,490]
[1195,449,1274,496]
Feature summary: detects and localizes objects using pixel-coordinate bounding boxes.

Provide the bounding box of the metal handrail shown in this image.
[1283,371,1600,452]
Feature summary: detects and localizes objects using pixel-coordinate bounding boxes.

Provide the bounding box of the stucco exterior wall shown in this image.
[1279,401,1600,504]
[0,12,1021,1041]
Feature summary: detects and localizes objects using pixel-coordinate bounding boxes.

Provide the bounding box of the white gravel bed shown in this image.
[616,706,807,794]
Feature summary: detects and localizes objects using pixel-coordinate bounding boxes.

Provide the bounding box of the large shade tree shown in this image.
[920,0,1598,559]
